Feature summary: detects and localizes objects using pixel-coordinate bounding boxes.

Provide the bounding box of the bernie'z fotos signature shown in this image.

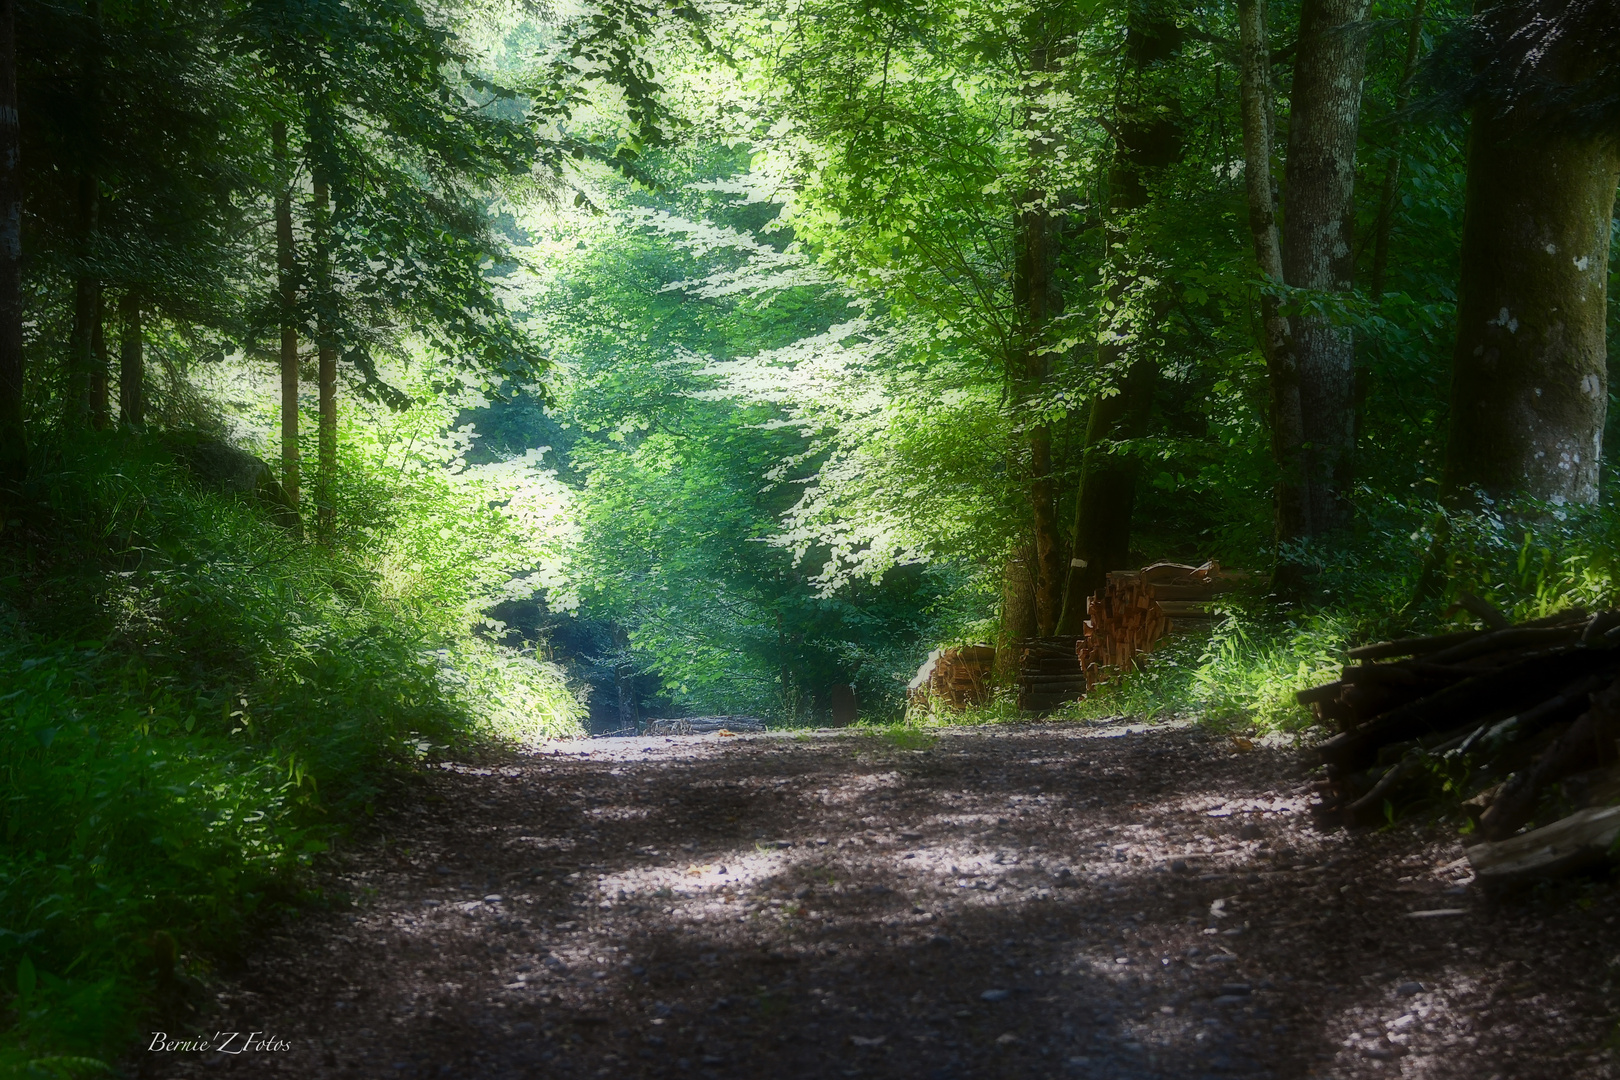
[149,1031,293,1054]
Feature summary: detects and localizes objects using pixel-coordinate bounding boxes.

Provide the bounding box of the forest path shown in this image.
[151,721,1617,1080]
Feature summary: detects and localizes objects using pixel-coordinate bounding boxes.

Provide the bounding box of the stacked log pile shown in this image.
[1300,607,1620,866]
[907,646,995,711]
[1078,561,1246,690]
[1015,636,1085,712]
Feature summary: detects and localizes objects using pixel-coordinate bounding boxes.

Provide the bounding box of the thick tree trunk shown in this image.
[1054,9,1180,634]
[0,0,21,490]
[118,290,142,426]
[996,549,1038,684]
[1281,0,1372,535]
[1237,0,1310,543]
[273,121,300,518]
[1056,356,1155,633]
[1443,121,1620,502]
[313,171,336,543]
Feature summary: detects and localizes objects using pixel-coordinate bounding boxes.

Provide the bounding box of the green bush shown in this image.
[0,430,582,1067]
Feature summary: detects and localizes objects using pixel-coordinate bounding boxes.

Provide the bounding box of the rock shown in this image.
[160,431,295,517]
[1212,995,1248,1007]
[793,884,812,899]
[1218,983,1251,997]
[849,1035,885,1047]
[1396,981,1423,997]
[981,989,1010,1002]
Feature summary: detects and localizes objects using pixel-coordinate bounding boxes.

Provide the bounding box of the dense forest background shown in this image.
[1,0,1618,1067]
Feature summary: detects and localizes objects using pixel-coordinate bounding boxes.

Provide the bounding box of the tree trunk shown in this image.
[1237,0,1310,544]
[1056,356,1156,632]
[1443,119,1620,503]
[1054,8,1181,634]
[67,173,99,426]
[1281,0,1372,535]
[1014,32,1067,637]
[89,287,108,427]
[118,290,142,426]
[274,120,300,519]
[996,549,1038,684]
[0,0,21,490]
[313,170,336,543]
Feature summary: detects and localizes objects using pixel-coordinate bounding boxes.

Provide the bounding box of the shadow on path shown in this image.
[146,723,1619,1080]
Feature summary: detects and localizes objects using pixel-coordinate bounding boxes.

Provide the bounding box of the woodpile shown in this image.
[908,646,995,711]
[1300,606,1620,879]
[1014,636,1085,712]
[1078,561,1246,690]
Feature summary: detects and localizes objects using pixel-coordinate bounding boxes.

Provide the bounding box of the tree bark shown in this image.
[1054,8,1181,634]
[1281,0,1372,535]
[1056,356,1156,632]
[273,120,300,519]
[118,290,142,427]
[1443,116,1620,503]
[1237,0,1310,543]
[996,548,1038,684]
[1014,32,1067,637]
[0,0,21,490]
[313,170,336,543]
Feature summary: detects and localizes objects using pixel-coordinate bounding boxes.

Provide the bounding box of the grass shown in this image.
[0,432,582,1072]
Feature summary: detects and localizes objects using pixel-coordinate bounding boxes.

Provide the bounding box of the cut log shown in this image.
[1465,804,1620,890]
[1307,604,1620,829]
[1314,648,1615,774]
[1077,559,1247,692]
[1478,674,1620,840]
[1015,636,1086,711]
[909,645,996,712]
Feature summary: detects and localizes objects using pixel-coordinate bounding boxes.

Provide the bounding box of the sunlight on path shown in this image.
[153,723,1616,1080]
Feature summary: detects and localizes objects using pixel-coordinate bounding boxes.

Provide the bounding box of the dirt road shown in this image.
[149,721,1618,1079]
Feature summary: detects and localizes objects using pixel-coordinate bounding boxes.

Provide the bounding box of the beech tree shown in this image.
[1057,2,1184,633]
[1442,0,1620,504]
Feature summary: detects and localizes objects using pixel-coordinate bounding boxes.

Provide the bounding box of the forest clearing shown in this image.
[5,0,1620,1075]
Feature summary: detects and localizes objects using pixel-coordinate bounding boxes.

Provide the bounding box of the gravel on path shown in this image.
[142,720,1619,1080]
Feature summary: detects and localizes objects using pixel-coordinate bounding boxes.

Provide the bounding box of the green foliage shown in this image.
[0,429,579,1060]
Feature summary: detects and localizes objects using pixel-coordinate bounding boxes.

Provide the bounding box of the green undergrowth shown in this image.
[0,433,582,1071]
[920,493,1620,737]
